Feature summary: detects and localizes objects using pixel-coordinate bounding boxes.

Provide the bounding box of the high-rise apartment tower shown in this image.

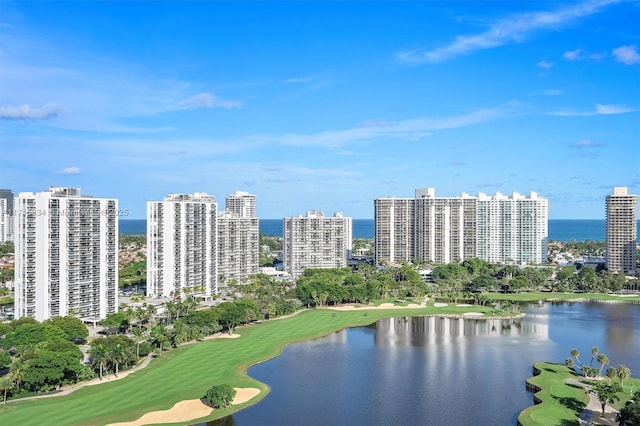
[374,188,548,265]
[147,193,218,298]
[14,187,118,321]
[217,191,259,286]
[283,211,352,278]
[606,187,637,274]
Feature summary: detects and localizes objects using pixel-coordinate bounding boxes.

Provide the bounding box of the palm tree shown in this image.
[597,353,609,376]
[571,348,582,367]
[617,365,631,386]
[89,344,108,380]
[108,343,126,377]
[590,346,599,368]
[151,324,169,355]
[606,367,617,382]
[9,361,26,393]
[120,305,135,333]
[132,326,147,358]
[0,376,13,404]
[565,358,575,369]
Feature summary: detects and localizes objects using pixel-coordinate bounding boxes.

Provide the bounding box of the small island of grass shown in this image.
[518,361,640,426]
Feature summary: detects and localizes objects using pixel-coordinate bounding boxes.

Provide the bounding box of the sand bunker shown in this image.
[329,302,421,311]
[216,333,241,339]
[232,387,261,404]
[106,387,260,426]
[434,303,448,307]
[456,303,473,307]
[462,312,484,317]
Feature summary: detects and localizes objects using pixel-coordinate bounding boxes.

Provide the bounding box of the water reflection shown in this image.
[374,316,549,348]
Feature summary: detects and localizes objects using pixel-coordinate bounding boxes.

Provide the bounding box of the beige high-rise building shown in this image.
[14,187,118,321]
[414,188,477,264]
[374,198,415,265]
[147,193,218,298]
[606,187,638,274]
[283,211,352,278]
[217,191,259,286]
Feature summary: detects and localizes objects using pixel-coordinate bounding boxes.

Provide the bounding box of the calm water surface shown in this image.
[209,302,640,426]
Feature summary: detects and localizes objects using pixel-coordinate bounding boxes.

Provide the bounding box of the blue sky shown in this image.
[1,0,638,219]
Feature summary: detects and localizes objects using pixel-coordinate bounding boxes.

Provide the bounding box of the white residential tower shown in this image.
[14,187,118,321]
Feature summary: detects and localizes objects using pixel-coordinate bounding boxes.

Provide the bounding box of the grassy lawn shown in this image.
[518,362,639,426]
[0,304,506,426]
[518,362,589,426]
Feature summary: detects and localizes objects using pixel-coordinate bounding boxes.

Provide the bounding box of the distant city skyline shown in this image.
[1,1,638,219]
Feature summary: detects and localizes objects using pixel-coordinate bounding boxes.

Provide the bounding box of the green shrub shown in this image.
[138,341,152,357]
[202,384,236,409]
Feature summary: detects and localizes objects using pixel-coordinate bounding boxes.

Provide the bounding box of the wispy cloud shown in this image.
[56,166,81,175]
[0,103,64,120]
[563,48,607,61]
[553,103,637,116]
[544,89,564,96]
[595,104,636,114]
[396,0,620,63]
[282,76,316,84]
[178,93,242,109]
[570,139,604,148]
[612,45,640,65]
[250,106,512,148]
[537,61,553,69]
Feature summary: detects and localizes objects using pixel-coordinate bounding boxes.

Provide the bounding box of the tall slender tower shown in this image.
[218,191,259,286]
[14,187,118,321]
[414,188,477,264]
[606,187,638,274]
[147,193,218,298]
[374,198,414,265]
[0,189,14,242]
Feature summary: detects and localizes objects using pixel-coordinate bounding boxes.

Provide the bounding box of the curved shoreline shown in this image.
[197,306,525,424]
[517,361,630,426]
[0,303,567,424]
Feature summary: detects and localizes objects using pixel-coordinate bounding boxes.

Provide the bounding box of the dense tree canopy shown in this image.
[44,316,89,341]
[203,384,236,409]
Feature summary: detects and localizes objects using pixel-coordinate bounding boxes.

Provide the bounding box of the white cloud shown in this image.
[537,60,553,69]
[544,89,564,96]
[56,166,81,175]
[553,103,637,116]
[282,76,316,84]
[595,104,636,114]
[563,48,607,61]
[612,45,640,65]
[563,49,583,60]
[0,103,64,120]
[396,0,620,63]
[178,93,242,109]
[570,140,603,148]
[250,106,511,148]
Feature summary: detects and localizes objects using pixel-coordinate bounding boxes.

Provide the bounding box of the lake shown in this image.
[209,301,640,425]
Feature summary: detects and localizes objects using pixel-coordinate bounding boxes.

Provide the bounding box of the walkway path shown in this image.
[565,378,620,426]
[12,354,155,402]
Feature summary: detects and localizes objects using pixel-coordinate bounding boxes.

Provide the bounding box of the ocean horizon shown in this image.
[119,219,640,242]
